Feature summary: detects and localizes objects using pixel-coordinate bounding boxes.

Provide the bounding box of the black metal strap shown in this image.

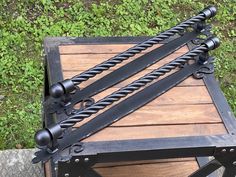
[189,147,236,177]
[58,160,102,177]
[189,159,222,177]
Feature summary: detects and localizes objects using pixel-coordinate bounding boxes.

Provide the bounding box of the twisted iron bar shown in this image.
[49,6,217,98]
[71,18,203,84]
[60,46,208,128]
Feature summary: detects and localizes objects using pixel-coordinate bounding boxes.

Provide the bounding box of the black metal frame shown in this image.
[42,36,236,177]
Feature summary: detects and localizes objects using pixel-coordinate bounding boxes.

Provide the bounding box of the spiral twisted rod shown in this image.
[49,6,216,98]
[71,15,205,85]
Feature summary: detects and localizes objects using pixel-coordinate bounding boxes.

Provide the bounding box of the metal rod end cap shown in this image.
[204,37,220,50]
[201,6,217,19]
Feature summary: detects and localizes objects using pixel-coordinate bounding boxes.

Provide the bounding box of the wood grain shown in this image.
[74,104,222,127]
[60,52,187,71]
[89,86,213,105]
[82,124,225,142]
[44,161,52,177]
[95,160,198,177]
[59,44,188,54]
[94,158,195,168]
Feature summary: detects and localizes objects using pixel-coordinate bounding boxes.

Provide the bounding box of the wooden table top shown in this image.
[44,37,231,177]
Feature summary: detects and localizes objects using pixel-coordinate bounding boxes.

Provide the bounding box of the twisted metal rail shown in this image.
[50,6,217,98]
[35,37,219,147]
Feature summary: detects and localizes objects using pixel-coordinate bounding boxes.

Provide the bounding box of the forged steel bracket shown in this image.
[189,147,236,177]
[56,136,236,177]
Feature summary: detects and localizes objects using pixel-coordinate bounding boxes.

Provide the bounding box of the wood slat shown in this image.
[95,160,198,177]
[90,86,212,105]
[59,44,188,54]
[94,158,195,168]
[44,161,52,177]
[82,124,225,142]
[74,104,222,128]
[114,104,222,126]
[60,52,186,71]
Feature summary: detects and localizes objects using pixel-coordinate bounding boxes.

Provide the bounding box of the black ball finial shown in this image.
[34,129,51,147]
[49,83,64,98]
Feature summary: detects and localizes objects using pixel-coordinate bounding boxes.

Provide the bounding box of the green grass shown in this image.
[0,0,235,149]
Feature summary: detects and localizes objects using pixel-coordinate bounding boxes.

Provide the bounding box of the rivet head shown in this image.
[65,173,69,177]
[75,159,80,163]
[230,149,235,153]
[233,161,236,166]
[221,149,227,153]
[84,157,89,162]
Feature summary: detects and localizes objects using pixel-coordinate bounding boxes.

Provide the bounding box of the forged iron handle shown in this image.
[35,37,220,147]
[49,6,217,98]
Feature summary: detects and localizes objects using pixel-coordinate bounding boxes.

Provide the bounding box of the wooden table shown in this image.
[43,36,235,177]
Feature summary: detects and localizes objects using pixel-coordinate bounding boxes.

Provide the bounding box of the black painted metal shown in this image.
[34,37,219,153]
[34,37,221,167]
[57,134,236,177]
[33,55,209,163]
[196,157,218,177]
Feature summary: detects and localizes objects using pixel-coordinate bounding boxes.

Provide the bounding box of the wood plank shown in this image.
[74,104,222,128]
[63,70,204,87]
[95,160,198,177]
[44,161,52,177]
[59,44,188,54]
[94,158,195,168]
[89,86,212,105]
[82,124,226,142]
[60,52,186,71]
[114,104,222,126]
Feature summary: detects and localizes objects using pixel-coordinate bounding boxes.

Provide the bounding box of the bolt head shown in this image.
[65,173,69,177]
[221,149,227,153]
[84,157,89,162]
[230,149,235,153]
[75,159,80,163]
[233,161,236,166]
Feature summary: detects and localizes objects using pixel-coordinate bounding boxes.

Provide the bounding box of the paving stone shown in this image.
[0,149,43,177]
